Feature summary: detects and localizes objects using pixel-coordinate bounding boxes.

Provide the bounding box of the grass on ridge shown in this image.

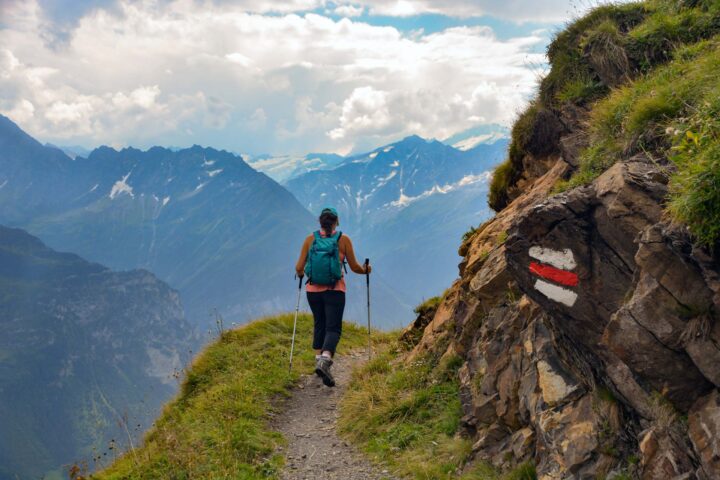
[558,38,720,245]
[93,314,390,479]
[490,0,720,215]
[339,341,536,480]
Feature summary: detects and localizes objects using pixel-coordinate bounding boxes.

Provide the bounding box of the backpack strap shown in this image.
[336,232,348,274]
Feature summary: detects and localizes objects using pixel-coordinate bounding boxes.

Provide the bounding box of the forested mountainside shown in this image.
[0,225,197,480]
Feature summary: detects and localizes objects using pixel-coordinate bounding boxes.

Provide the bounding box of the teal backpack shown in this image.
[305,231,344,286]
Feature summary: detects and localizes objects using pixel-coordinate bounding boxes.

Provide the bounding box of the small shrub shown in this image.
[556,74,606,104]
[489,102,563,212]
[489,159,516,212]
[462,226,478,243]
[581,19,630,87]
[414,295,443,316]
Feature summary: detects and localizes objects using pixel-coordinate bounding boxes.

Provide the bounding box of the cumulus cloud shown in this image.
[333,4,364,17]
[0,0,550,153]
[346,0,585,22]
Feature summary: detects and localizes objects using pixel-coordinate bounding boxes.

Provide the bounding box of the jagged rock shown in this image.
[535,394,621,479]
[510,427,535,460]
[688,390,720,478]
[411,148,720,478]
[505,160,667,352]
[684,319,720,387]
[536,358,582,407]
[473,393,500,425]
[473,422,510,454]
[469,246,512,299]
[399,299,441,349]
[506,158,716,412]
[639,427,696,480]
[603,305,711,411]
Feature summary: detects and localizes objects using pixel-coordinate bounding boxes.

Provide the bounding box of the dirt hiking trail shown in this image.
[273,351,396,480]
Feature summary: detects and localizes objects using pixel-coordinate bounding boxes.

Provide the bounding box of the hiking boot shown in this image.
[315,357,335,387]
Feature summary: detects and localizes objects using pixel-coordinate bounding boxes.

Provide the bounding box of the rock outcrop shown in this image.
[405,79,719,480]
[406,146,719,479]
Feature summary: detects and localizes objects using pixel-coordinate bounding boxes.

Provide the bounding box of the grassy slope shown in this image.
[490,0,720,246]
[565,36,720,245]
[92,314,389,479]
[338,341,535,480]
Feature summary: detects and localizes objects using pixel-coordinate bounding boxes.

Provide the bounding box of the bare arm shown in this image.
[295,234,313,276]
[340,235,370,274]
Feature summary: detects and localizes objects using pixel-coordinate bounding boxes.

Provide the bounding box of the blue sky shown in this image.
[0,0,617,155]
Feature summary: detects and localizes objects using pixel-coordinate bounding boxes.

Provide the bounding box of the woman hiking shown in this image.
[295,207,371,387]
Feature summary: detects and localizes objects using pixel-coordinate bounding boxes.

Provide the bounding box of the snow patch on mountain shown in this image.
[207,169,223,178]
[453,133,507,151]
[163,196,170,206]
[388,172,491,209]
[0,179,8,189]
[202,157,216,167]
[109,172,134,199]
[376,170,397,188]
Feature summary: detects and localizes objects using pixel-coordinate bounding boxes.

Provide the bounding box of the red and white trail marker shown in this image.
[528,246,578,307]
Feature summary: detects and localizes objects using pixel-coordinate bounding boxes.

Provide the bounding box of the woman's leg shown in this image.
[306,292,326,355]
[321,290,346,356]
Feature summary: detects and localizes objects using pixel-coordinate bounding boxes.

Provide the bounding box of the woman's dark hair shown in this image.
[319,209,338,236]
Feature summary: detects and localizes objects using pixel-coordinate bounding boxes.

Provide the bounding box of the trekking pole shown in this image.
[365,258,372,359]
[288,275,303,373]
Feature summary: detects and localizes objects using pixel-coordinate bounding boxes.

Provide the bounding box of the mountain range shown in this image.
[0,114,506,328]
[0,115,316,327]
[0,225,197,480]
[285,135,508,302]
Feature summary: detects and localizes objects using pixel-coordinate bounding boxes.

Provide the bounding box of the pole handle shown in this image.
[297,274,303,289]
[364,258,370,283]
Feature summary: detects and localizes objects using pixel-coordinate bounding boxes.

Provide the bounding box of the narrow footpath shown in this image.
[273,352,396,480]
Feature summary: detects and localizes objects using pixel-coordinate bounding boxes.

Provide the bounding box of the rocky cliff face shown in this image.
[403,3,720,478]
[407,142,720,480]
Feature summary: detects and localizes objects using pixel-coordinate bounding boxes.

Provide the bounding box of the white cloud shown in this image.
[0,0,550,153]
[346,0,582,22]
[333,4,364,17]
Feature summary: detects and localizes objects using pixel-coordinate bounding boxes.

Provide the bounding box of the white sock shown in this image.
[321,352,332,359]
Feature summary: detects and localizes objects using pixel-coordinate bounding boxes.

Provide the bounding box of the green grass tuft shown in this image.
[489,159,517,212]
[414,295,443,316]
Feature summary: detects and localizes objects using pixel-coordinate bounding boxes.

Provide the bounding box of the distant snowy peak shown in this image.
[453,132,507,151]
[247,152,345,183]
[442,124,509,151]
[387,172,491,209]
